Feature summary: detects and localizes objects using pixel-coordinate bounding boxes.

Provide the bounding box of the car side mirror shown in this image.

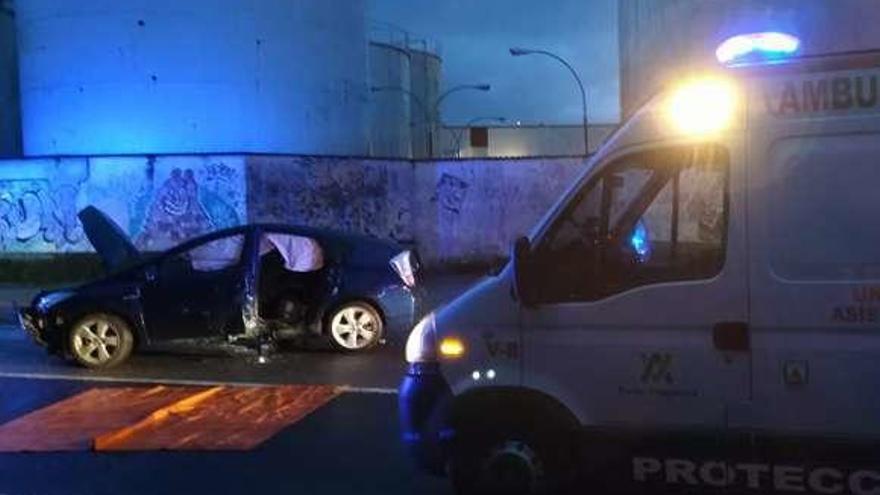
[512,236,536,306]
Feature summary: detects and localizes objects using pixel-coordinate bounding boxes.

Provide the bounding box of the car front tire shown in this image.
[68,313,135,369]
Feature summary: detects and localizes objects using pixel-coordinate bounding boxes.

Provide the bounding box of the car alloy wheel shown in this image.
[69,314,134,368]
[328,303,383,351]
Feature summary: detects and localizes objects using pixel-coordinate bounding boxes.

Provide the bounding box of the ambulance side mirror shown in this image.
[512,236,536,305]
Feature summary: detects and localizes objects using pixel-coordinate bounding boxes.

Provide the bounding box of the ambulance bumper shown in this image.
[398,363,454,476]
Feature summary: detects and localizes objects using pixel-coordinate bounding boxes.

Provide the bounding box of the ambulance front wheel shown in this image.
[449,426,573,495]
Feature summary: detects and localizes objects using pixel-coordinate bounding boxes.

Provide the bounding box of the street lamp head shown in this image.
[509,47,533,56]
[474,84,491,91]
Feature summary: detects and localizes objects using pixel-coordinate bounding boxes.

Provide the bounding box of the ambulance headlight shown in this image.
[666,77,738,136]
[406,313,437,364]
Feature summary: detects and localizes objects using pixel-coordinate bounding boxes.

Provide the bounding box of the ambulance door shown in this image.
[522,141,750,434]
[742,103,880,443]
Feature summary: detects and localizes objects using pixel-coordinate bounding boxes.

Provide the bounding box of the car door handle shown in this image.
[713,321,750,352]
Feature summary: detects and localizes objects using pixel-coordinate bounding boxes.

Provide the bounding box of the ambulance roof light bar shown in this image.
[716,32,801,66]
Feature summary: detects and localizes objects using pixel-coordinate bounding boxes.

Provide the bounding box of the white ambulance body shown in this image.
[400,44,880,495]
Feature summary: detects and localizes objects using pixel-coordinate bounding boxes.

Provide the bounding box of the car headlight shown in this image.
[405,313,437,364]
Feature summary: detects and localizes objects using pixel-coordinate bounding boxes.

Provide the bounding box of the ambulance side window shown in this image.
[536,145,728,302]
[607,148,728,294]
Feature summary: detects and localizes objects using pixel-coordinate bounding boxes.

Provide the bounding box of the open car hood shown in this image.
[78,206,141,272]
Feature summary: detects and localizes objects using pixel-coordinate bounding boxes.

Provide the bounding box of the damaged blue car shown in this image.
[19,207,422,368]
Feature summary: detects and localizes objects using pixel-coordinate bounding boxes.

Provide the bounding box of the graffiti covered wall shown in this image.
[0,159,89,252]
[0,156,246,254]
[414,158,586,265]
[247,155,585,266]
[247,156,413,244]
[0,154,585,267]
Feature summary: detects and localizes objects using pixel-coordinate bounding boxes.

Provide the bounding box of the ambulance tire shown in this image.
[449,423,574,495]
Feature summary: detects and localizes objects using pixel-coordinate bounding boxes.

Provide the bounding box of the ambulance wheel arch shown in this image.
[451,385,580,430]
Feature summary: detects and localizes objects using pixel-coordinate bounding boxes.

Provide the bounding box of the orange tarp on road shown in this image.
[94,385,341,451]
[0,386,208,452]
[0,384,341,452]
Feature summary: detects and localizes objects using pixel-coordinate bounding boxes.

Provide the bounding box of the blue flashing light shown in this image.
[716,32,801,65]
[630,220,651,263]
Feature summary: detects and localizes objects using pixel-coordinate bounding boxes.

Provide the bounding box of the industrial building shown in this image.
[436,123,616,158]
[0,0,443,158]
[619,0,880,117]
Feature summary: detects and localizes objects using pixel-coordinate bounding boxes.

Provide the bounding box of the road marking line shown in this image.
[0,370,398,394]
[338,385,399,395]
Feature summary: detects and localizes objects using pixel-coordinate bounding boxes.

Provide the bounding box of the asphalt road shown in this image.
[0,273,483,495]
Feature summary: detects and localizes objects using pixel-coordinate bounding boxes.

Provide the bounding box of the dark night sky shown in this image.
[368,0,620,125]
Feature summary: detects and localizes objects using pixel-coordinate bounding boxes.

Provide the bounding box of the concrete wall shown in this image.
[619,0,880,117]
[15,0,370,156]
[246,155,585,265]
[246,156,413,244]
[0,154,587,267]
[414,158,584,265]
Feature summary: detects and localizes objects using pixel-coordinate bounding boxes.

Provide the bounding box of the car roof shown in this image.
[166,223,403,262]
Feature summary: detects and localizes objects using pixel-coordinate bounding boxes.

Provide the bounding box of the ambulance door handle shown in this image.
[713,321,750,352]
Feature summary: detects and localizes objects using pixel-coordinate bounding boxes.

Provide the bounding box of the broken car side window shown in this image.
[183,234,246,272]
[259,233,324,273]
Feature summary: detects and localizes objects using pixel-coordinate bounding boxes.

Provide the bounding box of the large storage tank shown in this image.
[619,0,880,117]
[15,0,370,156]
[368,40,411,158]
[0,0,19,157]
[409,48,441,159]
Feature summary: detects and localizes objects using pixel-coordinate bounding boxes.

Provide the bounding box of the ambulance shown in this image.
[400,33,880,495]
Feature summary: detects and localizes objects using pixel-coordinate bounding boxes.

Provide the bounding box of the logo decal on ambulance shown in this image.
[783,360,809,387]
[641,352,674,384]
[619,352,698,398]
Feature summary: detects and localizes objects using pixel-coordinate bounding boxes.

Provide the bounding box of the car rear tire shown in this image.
[326,302,384,352]
[69,313,134,369]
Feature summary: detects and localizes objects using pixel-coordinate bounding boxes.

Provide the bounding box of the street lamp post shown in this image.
[509,47,590,155]
[371,84,491,159]
[430,84,491,158]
